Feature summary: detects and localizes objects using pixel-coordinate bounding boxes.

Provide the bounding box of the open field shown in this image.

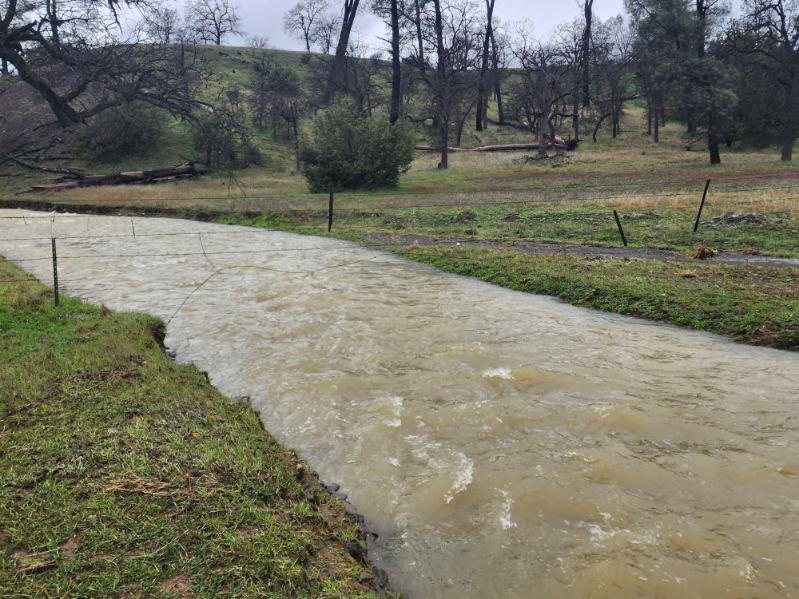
[4,113,798,252]
[0,258,387,597]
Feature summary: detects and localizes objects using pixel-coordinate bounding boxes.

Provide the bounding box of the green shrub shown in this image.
[71,102,166,163]
[297,100,415,192]
[192,110,262,171]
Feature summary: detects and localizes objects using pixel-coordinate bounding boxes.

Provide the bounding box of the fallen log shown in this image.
[415,142,568,153]
[29,162,205,192]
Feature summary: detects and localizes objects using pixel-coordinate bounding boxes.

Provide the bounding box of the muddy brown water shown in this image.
[2,210,798,598]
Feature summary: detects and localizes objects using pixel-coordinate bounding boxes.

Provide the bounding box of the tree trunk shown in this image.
[432,0,449,168]
[456,105,474,147]
[414,0,425,65]
[439,114,449,169]
[781,139,794,162]
[592,114,609,142]
[3,51,81,126]
[389,0,401,125]
[494,81,504,124]
[47,0,61,48]
[708,112,721,165]
[30,163,204,191]
[416,142,569,153]
[647,100,652,135]
[709,137,721,164]
[476,0,495,132]
[329,0,361,101]
[491,31,504,124]
[1,58,7,76]
[581,0,594,108]
[653,106,660,143]
[537,112,548,159]
[696,0,707,59]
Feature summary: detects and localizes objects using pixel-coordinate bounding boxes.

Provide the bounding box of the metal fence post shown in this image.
[693,179,711,233]
[51,219,59,306]
[328,191,334,233]
[613,210,628,247]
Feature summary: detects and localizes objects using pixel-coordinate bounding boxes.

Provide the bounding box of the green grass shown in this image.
[399,247,799,350]
[0,258,387,598]
[228,202,799,258]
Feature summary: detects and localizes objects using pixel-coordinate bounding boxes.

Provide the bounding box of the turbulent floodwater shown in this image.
[2,210,799,598]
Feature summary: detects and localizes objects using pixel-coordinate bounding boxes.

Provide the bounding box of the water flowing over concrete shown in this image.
[2,210,798,598]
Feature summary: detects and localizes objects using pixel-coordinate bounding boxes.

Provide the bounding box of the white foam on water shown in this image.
[445,452,474,504]
[498,489,517,530]
[482,367,514,380]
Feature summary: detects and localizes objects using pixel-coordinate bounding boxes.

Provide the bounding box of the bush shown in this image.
[297,100,415,193]
[71,102,166,163]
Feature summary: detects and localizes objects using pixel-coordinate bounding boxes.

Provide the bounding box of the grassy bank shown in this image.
[401,247,799,350]
[0,258,387,597]
[220,198,799,258]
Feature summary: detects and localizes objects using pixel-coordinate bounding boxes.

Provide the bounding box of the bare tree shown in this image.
[144,6,182,44]
[347,43,385,116]
[513,33,574,158]
[591,16,636,141]
[0,0,210,128]
[490,21,509,124]
[418,0,482,167]
[186,0,243,46]
[248,35,270,49]
[314,13,340,53]
[371,0,404,123]
[283,0,329,53]
[555,19,583,141]
[409,0,425,64]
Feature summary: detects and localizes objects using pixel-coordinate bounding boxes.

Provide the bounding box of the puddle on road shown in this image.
[2,210,798,598]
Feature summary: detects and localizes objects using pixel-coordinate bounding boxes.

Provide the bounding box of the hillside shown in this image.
[0,44,534,192]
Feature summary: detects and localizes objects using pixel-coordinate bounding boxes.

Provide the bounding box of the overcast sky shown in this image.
[237,0,627,53]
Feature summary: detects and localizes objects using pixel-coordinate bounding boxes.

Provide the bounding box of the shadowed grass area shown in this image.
[0,258,388,598]
[400,247,799,350]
